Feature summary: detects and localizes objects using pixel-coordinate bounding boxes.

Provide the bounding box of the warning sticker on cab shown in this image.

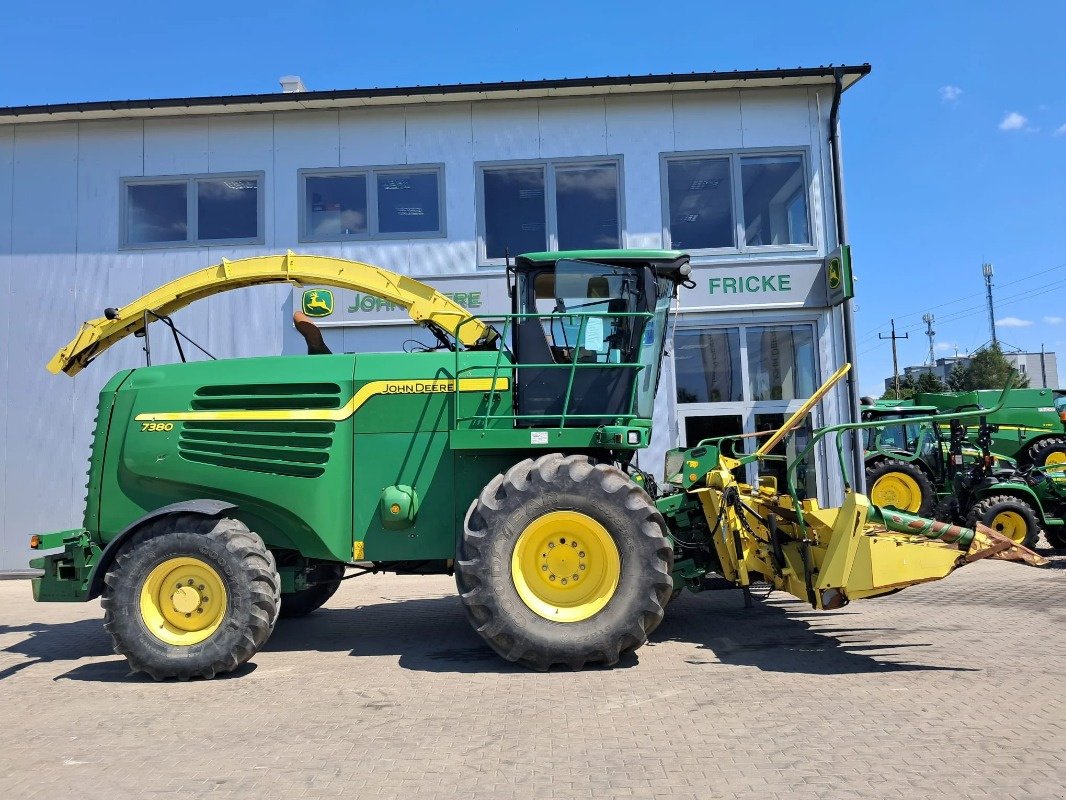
[530,431,549,445]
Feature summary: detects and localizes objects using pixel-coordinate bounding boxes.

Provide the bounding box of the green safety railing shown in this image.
[451,311,654,430]
[778,382,1015,539]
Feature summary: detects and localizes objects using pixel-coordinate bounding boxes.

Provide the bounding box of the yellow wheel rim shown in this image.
[989,510,1029,545]
[139,557,228,646]
[870,472,923,512]
[511,511,620,623]
[1045,450,1066,467]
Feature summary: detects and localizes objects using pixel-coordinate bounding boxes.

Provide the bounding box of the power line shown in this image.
[879,320,909,399]
[857,276,1066,346]
[856,260,1066,340]
[856,279,1066,358]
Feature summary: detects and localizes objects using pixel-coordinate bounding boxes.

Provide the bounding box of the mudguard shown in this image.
[85,499,237,599]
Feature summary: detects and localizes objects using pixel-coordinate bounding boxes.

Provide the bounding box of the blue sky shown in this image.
[2,1,1064,393]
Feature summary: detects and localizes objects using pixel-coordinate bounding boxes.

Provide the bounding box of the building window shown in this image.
[661,151,812,253]
[122,173,263,248]
[674,320,819,497]
[740,155,810,246]
[664,157,734,250]
[674,327,743,403]
[299,166,444,241]
[745,324,817,400]
[304,173,368,239]
[478,158,622,263]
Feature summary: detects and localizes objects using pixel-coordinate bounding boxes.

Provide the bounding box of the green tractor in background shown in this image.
[915,389,1066,469]
[861,402,943,516]
[27,251,1047,681]
[935,415,1066,549]
[861,398,1065,548]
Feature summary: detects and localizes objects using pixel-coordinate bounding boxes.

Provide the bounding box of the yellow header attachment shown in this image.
[48,252,496,376]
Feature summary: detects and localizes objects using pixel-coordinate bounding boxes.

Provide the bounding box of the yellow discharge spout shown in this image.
[48,252,497,376]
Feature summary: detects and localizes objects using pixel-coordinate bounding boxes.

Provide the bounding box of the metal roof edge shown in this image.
[0,65,871,125]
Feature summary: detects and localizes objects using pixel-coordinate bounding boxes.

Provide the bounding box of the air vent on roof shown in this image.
[280,75,308,93]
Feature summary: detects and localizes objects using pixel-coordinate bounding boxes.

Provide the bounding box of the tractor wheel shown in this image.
[102,515,280,680]
[279,563,345,618]
[1025,437,1066,469]
[965,495,1040,549]
[866,459,936,516]
[1044,526,1066,549]
[456,453,673,671]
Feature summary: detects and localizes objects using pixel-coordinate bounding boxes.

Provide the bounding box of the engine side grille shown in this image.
[191,382,343,411]
[178,420,336,479]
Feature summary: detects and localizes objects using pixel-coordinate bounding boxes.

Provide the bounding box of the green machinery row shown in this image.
[28,251,1047,680]
[862,390,1066,548]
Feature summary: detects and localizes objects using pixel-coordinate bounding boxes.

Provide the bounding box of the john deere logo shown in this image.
[302,289,334,318]
[827,258,841,290]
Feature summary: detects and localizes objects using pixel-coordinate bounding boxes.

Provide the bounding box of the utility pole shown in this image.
[982,263,997,348]
[880,319,909,399]
[1041,344,1048,389]
[922,313,936,369]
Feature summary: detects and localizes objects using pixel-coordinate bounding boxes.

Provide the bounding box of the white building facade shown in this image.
[0,67,869,570]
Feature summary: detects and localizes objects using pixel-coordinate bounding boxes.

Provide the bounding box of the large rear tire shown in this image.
[866,459,935,516]
[456,454,673,671]
[102,515,280,680]
[965,495,1040,550]
[1025,437,1066,469]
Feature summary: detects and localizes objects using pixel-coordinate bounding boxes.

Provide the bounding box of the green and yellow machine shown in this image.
[29,251,1047,679]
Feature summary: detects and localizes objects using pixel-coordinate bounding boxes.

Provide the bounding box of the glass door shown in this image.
[673,319,823,498]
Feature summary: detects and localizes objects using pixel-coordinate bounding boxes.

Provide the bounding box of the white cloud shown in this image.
[1044,315,1064,325]
[999,112,1029,131]
[996,316,1034,328]
[934,341,958,353]
[1055,124,1066,137]
[939,85,962,103]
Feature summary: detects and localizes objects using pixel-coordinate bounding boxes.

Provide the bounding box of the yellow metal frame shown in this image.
[48,252,496,376]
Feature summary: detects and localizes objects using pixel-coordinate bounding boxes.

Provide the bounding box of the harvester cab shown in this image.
[28,251,1047,681]
[508,252,685,429]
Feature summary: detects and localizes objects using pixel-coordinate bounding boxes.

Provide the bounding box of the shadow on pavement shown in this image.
[654,590,978,674]
[2,585,977,683]
[0,619,113,681]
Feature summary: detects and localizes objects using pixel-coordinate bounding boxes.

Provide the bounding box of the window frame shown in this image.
[672,318,821,406]
[120,172,265,250]
[672,316,823,496]
[298,163,446,243]
[659,148,815,256]
[475,156,625,267]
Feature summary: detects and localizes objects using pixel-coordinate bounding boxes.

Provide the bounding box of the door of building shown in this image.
[673,320,821,498]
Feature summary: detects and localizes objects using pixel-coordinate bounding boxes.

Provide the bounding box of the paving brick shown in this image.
[0,553,1064,799]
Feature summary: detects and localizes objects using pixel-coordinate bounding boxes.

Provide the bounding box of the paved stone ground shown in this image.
[1,550,1063,800]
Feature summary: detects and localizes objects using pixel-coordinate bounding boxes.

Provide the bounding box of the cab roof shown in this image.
[515,250,691,280]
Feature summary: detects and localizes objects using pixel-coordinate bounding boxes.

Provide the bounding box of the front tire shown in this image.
[456,454,673,671]
[102,515,280,680]
[866,459,936,516]
[965,495,1040,549]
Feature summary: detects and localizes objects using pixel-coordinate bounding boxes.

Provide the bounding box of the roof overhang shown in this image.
[0,65,870,126]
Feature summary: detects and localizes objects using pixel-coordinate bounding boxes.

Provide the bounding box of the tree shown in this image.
[946,345,1029,391]
[879,370,948,401]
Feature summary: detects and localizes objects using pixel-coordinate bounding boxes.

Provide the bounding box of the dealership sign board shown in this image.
[294,274,512,326]
[293,258,833,327]
[679,260,828,311]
